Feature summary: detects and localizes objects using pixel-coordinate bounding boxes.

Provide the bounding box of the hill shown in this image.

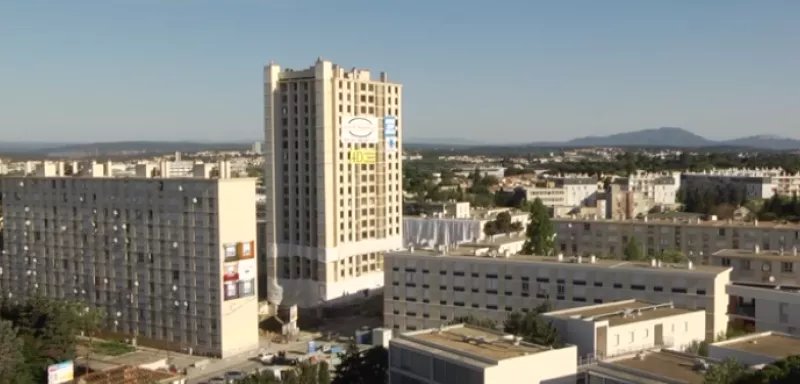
[524,127,800,150]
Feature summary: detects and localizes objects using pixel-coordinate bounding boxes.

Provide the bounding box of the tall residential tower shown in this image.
[263,59,403,307]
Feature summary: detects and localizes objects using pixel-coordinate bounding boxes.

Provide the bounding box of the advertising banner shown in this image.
[239,279,255,298]
[47,361,74,384]
[348,148,377,165]
[224,281,239,301]
[223,244,237,262]
[238,259,256,281]
[383,115,397,137]
[386,137,398,153]
[238,241,254,259]
[341,116,378,144]
[223,263,239,282]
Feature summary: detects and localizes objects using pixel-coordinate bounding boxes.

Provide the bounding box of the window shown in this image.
[721,258,731,266]
[781,262,794,273]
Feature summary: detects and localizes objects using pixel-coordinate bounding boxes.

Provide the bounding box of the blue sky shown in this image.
[1,0,798,143]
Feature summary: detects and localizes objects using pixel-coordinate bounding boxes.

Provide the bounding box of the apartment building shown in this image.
[389,324,577,384]
[582,349,711,384]
[552,217,800,261]
[704,248,800,335]
[681,173,775,200]
[383,248,731,339]
[403,205,528,248]
[543,300,707,360]
[614,170,681,205]
[708,331,800,366]
[552,177,598,207]
[726,283,800,335]
[0,172,259,358]
[263,59,403,307]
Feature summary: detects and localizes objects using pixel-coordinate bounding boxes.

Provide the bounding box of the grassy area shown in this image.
[91,341,135,356]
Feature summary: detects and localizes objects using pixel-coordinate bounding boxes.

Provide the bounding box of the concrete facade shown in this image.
[383,248,731,339]
[0,175,258,358]
[389,324,577,384]
[263,59,403,307]
[543,300,707,360]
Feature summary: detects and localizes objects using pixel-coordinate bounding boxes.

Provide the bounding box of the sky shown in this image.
[1,0,799,144]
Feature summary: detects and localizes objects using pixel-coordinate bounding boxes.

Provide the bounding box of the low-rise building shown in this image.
[552,217,800,261]
[389,324,577,384]
[403,206,527,247]
[543,300,706,360]
[708,331,800,367]
[384,247,731,339]
[709,248,800,287]
[583,349,711,384]
[726,282,800,335]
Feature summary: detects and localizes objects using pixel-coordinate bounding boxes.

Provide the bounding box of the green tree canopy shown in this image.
[332,345,388,384]
[623,236,644,261]
[522,198,555,255]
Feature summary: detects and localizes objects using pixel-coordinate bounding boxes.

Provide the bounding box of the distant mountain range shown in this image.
[408,127,800,150]
[2,127,799,157]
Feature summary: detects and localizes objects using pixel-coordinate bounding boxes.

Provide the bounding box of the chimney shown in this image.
[754,244,760,254]
[687,260,694,270]
[590,255,597,264]
[650,258,657,267]
[557,253,564,262]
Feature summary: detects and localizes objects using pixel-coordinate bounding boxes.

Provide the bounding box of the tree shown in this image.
[332,345,388,384]
[684,340,709,357]
[0,319,23,384]
[317,361,332,384]
[450,316,499,330]
[660,248,686,263]
[522,198,555,256]
[503,303,561,347]
[296,361,318,384]
[623,236,644,261]
[738,355,800,383]
[703,358,749,384]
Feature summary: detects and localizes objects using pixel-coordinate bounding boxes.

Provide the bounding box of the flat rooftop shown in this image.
[717,333,800,359]
[403,325,551,361]
[598,350,706,384]
[553,217,798,229]
[547,301,695,326]
[713,248,800,262]
[392,249,728,275]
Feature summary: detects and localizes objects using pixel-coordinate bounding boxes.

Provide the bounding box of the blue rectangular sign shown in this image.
[383,116,397,137]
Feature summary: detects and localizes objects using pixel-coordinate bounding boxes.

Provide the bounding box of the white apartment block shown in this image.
[582,349,711,384]
[403,206,528,248]
[552,217,800,262]
[544,300,707,361]
[708,331,800,367]
[726,283,800,335]
[681,173,776,200]
[389,324,577,384]
[616,170,681,205]
[383,248,731,339]
[263,59,403,307]
[552,177,598,207]
[684,167,800,196]
[0,174,259,358]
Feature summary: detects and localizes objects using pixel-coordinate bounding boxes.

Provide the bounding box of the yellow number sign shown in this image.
[348,148,377,164]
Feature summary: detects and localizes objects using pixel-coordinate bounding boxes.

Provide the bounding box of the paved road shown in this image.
[186,339,347,384]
